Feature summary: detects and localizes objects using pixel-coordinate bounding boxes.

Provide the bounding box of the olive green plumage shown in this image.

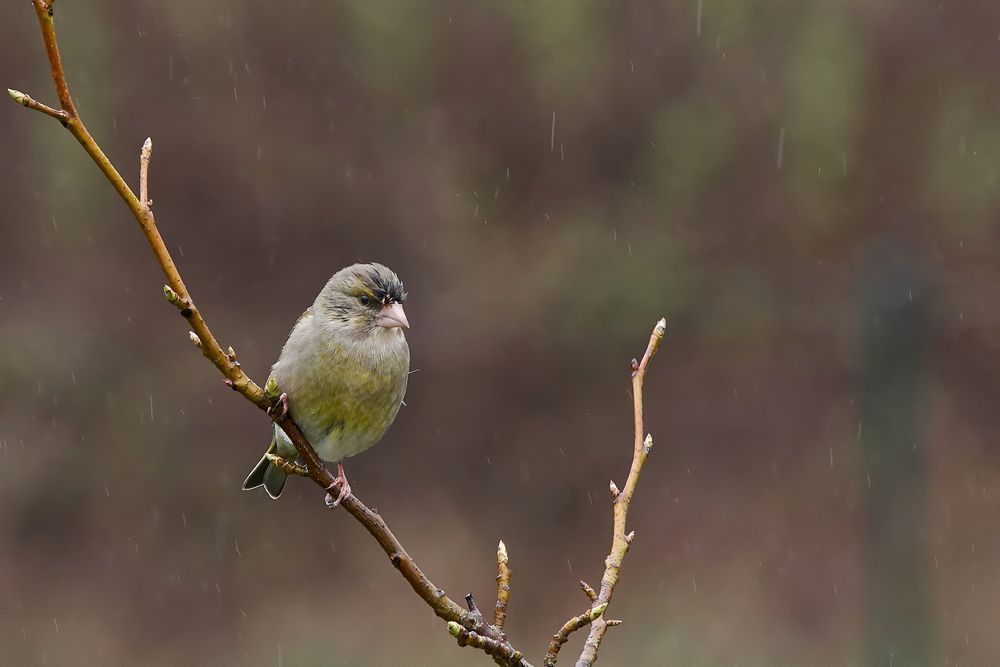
[242,263,410,499]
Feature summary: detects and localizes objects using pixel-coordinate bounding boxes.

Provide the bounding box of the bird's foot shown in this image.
[267,392,289,421]
[265,452,309,477]
[324,463,352,508]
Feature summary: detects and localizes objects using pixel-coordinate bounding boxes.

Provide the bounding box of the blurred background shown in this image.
[2,1,999,664]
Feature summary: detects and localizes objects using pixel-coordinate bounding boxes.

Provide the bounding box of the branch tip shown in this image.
[7,87,66,121]
[654,316,667,337]
[494,538,512,631]
[139,137,153,206]
[580,580,597,601]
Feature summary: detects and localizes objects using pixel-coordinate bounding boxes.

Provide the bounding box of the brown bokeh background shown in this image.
[2,1,1000,664]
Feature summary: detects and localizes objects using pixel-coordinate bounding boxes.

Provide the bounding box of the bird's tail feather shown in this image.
[242,440,288,499]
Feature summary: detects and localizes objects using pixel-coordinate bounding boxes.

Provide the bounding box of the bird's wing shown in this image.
[264,306,314,398]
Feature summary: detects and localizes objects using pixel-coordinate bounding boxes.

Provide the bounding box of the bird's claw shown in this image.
[267,392,289,420]
[324,464,352,508]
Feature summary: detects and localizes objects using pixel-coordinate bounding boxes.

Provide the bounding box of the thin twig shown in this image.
[543,603,607,667]
[449,622,528,667]
[139,136,152,208]
[495,540,512,632]
[12,4,532,665]
[575,319,666,667]
[7,88,66,122]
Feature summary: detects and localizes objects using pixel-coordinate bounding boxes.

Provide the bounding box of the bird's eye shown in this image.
[359,295,371,306]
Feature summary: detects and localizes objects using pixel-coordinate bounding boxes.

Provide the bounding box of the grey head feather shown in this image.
[315,263,407,338]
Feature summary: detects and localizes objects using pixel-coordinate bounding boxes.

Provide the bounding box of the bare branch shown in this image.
[7,88,66,122]
[494,540,512,632]
[12,4,531,665]
[13,3,669,665]
[575,319,666,667]
[448,622,531,667]
[543,603,607,667]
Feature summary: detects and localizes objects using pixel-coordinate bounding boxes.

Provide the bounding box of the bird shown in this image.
[242,262,410,506]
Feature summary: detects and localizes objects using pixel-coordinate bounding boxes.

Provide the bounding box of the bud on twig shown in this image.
[609,480,620,499]
[163,284,179,304]
[188,331,202,348]
[264,375,281,399]
[589,602,609,621]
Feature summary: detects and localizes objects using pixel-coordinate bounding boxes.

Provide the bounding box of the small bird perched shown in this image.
[242,263,410,506]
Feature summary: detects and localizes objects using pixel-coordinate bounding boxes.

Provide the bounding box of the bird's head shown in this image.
[316,263,409,338]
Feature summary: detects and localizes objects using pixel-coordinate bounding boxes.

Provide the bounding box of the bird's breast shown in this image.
[277,335,409,462]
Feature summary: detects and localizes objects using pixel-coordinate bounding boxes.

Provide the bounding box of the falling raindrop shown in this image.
[776,127,785,170]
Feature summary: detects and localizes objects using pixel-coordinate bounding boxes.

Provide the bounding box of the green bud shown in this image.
[7,89,27,106]
[590,602,609,620]
[264,375,281,399]
[446,621,462,638]
[163,284,179,304]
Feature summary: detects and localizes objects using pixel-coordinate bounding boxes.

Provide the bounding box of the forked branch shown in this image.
[11,2,528,664]
[11,3,667,665]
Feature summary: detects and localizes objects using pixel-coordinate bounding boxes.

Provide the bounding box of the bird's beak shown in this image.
[376,301,409,329]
